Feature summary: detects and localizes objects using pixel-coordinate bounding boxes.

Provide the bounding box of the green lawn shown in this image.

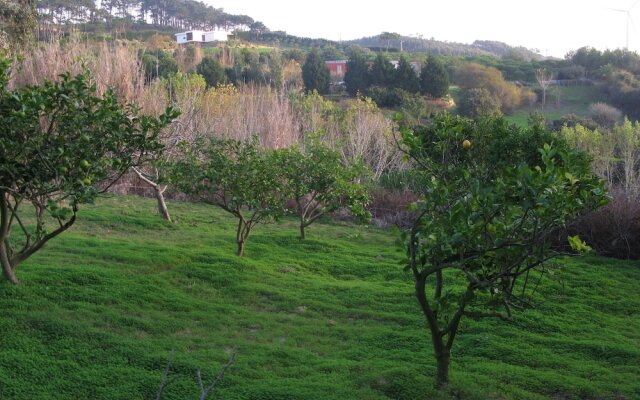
[0,195,638,399]
[506,85,606,127]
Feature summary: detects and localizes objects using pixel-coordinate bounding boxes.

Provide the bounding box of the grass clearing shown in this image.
[0,195,638,399]
[506,85,606,127]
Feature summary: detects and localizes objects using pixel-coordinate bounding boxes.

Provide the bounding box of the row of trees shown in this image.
[36,0,255,31]
[301,49,449,105]
[172,137,369,254]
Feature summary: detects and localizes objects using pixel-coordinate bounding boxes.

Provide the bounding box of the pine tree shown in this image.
[394,55,419,93]
[420,55,449,98]
[302,49,330,94]
[344,50,369,96]
[369,53,394,87]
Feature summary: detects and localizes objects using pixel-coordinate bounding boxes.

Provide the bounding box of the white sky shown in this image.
[207,0,640,58]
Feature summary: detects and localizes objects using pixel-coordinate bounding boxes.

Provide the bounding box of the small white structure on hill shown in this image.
[175,29,231,44]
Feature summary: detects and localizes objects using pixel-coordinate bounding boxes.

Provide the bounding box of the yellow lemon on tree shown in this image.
[462,139,472,149]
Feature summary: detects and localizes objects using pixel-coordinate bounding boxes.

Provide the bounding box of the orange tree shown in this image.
[398,114,608,387]
[0,59,177,284]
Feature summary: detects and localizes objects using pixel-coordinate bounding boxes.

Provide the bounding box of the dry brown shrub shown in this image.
[10,38,145,103]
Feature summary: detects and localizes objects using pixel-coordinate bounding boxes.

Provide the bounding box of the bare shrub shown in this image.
[565,189,640,259]
[368,188,420,229]
[174,44,203,73]
[589,102,623,128]
[202,84,299,148]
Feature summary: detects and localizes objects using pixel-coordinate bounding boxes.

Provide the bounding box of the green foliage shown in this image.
[196,57,228,88]
[457,88,502,119]
[365,86,413,108]
[369,53,395,87]
[274,140,370,239]
[302,49,330,95]
[171,136,285,256]
[393,56,419,93]
[420,55,449,98]
[0,58,177,283]
[141,50,178,81]
[344,50,370,97]
[400,113,608,386]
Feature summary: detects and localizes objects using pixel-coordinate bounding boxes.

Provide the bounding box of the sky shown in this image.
[206,0,640,58]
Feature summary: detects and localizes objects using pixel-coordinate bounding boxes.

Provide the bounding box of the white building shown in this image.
[175,29,231,44]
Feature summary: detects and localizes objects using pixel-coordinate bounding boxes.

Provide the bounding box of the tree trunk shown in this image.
[299,216,306,240]
[434,347,450,388]
[0,243,18,284]
[236,240,245,257]
[154,185,171,222]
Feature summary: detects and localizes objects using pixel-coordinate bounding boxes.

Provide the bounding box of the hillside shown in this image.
[0,195,638,399]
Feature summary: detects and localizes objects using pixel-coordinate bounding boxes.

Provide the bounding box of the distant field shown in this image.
[0,195,638,399]
[506,85,606,127]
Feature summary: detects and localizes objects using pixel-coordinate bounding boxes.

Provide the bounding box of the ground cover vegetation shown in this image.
[0,196,638,399]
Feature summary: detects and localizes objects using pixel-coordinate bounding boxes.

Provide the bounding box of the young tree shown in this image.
[394,56,419,93]
[535,68,553,111]
[420,55,449,98]
[0,60,176,284]
[344,50,370,96]
[171,137,285,256]
[302,49,330,94]
[275,140,370,239]
[398,114,608,387]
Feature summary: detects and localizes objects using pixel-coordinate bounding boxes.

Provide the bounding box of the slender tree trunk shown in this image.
[299,215,306,240]
[434,346,450,388]
[154,185,171,222]
[415,275,451,388]
[236,240,245,257]
[0,242,17,284]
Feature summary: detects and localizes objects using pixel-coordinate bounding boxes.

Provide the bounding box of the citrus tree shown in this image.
[398,114,608,387]
[171,137,285,256]
[0,59,177,284]
[275,140,370,239]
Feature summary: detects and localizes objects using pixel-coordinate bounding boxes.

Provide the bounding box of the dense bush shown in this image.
[457,88,502,119]
[365,86,413,108]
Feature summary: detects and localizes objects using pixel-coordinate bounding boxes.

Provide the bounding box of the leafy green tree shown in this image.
[344,50,370,96]
[171,137,285,256]
[369,53,395,87]
[0,60,177,284]
[457,88,502,119]
[141,50,178,82]
[394,56,419,93]
[302,49,330,94]
[275,140,370,239]
[398,114,608,387]
[196,57,228,88]
[420,55,449,98]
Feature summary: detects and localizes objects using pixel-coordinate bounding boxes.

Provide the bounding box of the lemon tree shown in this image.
[0,58,177,284]
[398,114,608,387]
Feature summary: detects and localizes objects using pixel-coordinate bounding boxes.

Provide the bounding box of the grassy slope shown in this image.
[0,195,638,400]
